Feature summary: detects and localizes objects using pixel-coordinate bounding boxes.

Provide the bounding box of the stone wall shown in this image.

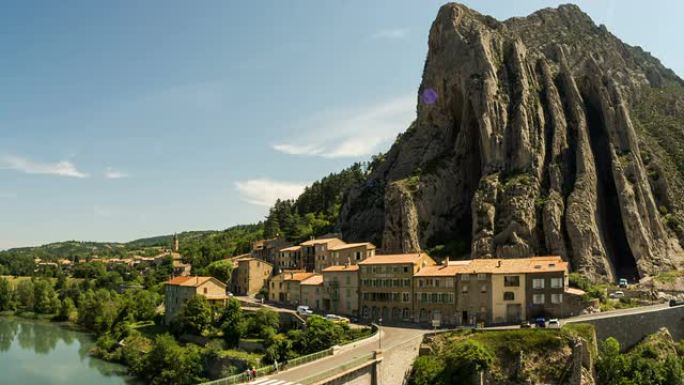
[566,305,684,350]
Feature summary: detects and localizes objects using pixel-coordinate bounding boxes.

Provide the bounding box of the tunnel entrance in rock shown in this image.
[584,98,639,280]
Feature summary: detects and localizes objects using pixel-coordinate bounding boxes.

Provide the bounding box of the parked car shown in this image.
[325,314,350,324]
[669,299,684,307]
[618,278,629,288]
[609,291,625,299]
[547,319,561,328]
[520,320,532,329]
[535,317,547,328]
[296,305,313,316]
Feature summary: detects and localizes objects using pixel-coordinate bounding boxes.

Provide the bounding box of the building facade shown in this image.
[299,274,324,309]
[358,253,436,322]
[276,246,302,270]
[318,242,375,272]
[164,276,229,325]
[413,262,466,325]
[321,264,360,316]
[230,257,273,296]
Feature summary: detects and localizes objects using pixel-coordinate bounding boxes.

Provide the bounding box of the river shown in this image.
[0,317,139,385]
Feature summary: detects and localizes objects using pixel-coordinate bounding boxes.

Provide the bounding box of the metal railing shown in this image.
[198,347,334,385]
[298,352,376,385]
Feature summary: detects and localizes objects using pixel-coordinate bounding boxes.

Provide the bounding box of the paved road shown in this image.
[565,302,670,322]
[264,326,426,384]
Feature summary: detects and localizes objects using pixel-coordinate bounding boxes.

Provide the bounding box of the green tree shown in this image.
[33,278,59,314]
[206,259,234,284]
[248,309,279,339]
[408,356,445,385]
[219,298,245,347]
[77,289,120,333]
[442,340,495,380]
[137,334,205,385]
[15,280,35,311]
[177,295,212,336]
[264,333,295,364]
[290,315,344,354]
[56,297,76,321]
[0,277,14,311]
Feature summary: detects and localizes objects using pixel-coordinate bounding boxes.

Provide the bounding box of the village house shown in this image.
[164,276,229,325]
[321,264,360,317]
[276,245,303,271]
[412,261,469,325]
[251,238,290,266]
[299,237,346,272]
[358,253,436,322]
[230,257,273,296]
[299,274,324,309]
[318,242,376,272]
[283,272,315,305]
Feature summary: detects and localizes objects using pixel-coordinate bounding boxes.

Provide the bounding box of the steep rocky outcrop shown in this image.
[339,3,684,281]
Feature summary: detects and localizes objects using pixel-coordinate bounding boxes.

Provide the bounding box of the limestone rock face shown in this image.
[339,3,684,281]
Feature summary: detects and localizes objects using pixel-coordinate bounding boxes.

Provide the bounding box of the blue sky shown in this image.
[1,0,683,249]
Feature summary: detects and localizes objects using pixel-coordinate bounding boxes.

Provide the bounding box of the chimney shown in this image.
[442,258,449,266]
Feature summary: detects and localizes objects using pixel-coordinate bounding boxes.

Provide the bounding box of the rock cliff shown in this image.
[339,3,684,281]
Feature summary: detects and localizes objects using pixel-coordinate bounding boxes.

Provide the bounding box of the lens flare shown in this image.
[421,88,438,105]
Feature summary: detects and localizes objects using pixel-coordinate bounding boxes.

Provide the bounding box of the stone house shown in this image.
[413,261,470,325]
[358,253,436,322]
[251,238,290,265]
[319,242,376,272]
[230,257,273,296]
[164,276,229,325]
[321,264,360,317]
[299,274,324,309]
[276,245,302,271]
[299,237,346,272]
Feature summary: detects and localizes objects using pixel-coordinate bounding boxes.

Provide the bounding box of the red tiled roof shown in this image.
[358,253,430,265]
[328,242,376,251]
[165,276,216,287]
[300,274,324,286]
[322,265,360,272]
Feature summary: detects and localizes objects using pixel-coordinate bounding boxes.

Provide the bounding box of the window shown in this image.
[480,284,487,293]
[404,279,411,287]
[461,284,469,293]
[421,293,428,304]
[462,274,470,281]
[445,279,454,288]
[477,273,487,280]
[431,293,439,303]
[355,251,362,260]
[533,294,545,305]
[403,266,409,273]
[551,294,563,304]
[203,288,208,294]
[393,279,401,287]
[551,277,563,289]
[435,279,441,288]
[403,292,410,303]
[402,308,410,319]
[504,276,520,287]
[533,278,545,289]
[503,292,514,301]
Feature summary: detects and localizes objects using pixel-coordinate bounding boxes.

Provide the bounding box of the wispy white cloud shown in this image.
[105,167,129,179]
[371,28,411,39]
[0,155,88,178]
[272,94,415,159]
[235,178,308,207]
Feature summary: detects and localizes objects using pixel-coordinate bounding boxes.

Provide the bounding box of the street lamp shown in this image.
[377,318,383,350]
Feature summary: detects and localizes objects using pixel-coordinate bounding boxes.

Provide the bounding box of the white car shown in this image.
[609,291,625,299]
[325,314,350,323]
[296,305,313,316]
[547,319,561,328]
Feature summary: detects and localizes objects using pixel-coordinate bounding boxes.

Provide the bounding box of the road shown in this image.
[263,325,425,384]
[565,302,669,323]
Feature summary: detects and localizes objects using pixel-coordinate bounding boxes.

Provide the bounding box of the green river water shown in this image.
[0,317,138,385]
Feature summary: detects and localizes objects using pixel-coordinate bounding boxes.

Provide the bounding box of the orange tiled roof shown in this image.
[322,264,360,272]
[300,274,323,286]
[299,237,344,246]
[358,253,429,265]
[166,276,217,287]
[414,262,472,277]
[328,242,376,251]
[458,256,567,274]
[283,272,315,282]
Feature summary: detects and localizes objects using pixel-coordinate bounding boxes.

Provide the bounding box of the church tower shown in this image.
[172,233,179,252]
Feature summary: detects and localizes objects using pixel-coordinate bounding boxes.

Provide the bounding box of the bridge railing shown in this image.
[198,347,334,385]
[298,352,376,385]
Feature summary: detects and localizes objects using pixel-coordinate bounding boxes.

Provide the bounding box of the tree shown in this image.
[137,334,205,385]
[264,333,294,364]
[177,295,212,336]
[206,259,234,284]
[123,289,161,322]
[290,316,344,354]
[15,280,35,311]
[33,278,59,314]
[0,277,14,311]
[220,298,245,347]
[442,340,494,380]
[56,297,76,321]
[247,309,279,339]
[408,356,445,385]
[77,289,120,333]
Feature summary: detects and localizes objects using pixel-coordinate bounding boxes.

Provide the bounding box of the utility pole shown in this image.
[378,318,383,350]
